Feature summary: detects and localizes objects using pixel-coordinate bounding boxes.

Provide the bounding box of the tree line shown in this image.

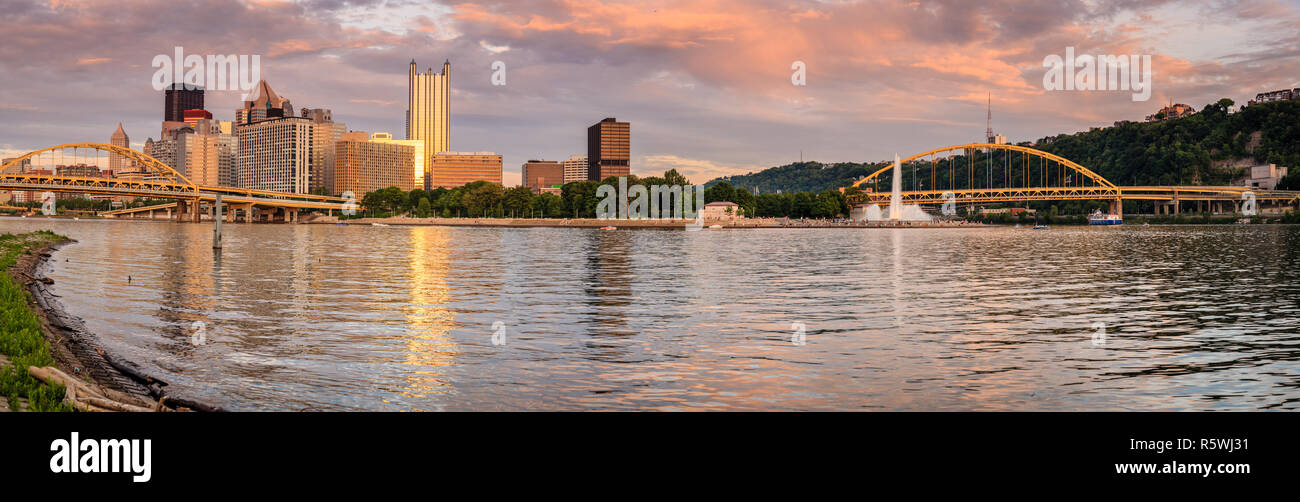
[352,168,855,219]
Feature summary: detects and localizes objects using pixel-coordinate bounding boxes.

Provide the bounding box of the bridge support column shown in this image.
[1109,198,1122,216]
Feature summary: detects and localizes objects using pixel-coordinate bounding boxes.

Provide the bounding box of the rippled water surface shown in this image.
[3,217,1299,411]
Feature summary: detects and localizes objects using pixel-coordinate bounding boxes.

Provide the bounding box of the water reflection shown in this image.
[396,227,457,407]
[2,217,1299,411]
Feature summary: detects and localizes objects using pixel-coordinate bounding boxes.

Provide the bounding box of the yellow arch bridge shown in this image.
[847,143,1300,214]
[1,143,356,222]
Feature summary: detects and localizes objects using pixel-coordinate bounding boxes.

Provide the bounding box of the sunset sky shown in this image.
[1,0,1298,185]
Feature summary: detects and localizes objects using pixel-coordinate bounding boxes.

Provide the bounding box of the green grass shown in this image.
[0,231,75,412]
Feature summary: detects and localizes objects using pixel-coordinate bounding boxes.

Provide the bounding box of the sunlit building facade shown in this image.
[370,132,426,189]
[408,59,450,176]
[429,152,502,189]
[333,133,415,195]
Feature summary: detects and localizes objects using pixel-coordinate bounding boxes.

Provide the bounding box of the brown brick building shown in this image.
[522,160,564,193]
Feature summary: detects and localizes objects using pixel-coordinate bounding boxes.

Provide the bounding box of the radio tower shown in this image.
[985,92,993,143]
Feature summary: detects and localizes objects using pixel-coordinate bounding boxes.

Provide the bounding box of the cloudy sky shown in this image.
[1,0,1298,186]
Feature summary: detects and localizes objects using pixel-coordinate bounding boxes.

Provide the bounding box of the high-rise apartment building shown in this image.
[429,152,502,189]
[562,154,588,184]
[370,132,426,189]
[235,116,313,193]
[109,123,130,173]
[407,60,451,174]
[332,133,415,196]
[164,83,204,122]
[587,118,630,181]
[522,160,564,194]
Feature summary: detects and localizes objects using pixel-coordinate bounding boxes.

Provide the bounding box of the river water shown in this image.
[2,217,1298,411]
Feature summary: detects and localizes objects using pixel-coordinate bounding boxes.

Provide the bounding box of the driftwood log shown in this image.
[95,349,227,412]
[30,366,150,412]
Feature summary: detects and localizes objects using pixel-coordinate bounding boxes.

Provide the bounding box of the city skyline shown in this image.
[1,0,1299,188]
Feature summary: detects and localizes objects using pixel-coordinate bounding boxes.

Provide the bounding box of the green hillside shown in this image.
[707,98,1300,192]
[703,161,887,194]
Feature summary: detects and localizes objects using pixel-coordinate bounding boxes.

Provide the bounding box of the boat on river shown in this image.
[1088,209,1122,225]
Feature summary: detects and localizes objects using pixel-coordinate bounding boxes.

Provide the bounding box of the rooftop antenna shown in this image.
[985,92,993,141]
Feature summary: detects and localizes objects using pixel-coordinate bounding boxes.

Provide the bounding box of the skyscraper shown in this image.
[301,108,345,193]
[109,123,129,173]
[587,118,630,181]
[164,83,204,122]
[178,119,237,187]
[236,80,294,125]
[408,59,451,180]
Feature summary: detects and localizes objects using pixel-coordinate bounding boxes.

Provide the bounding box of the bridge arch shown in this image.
[0,142,198,195]
[849,143,1117,191]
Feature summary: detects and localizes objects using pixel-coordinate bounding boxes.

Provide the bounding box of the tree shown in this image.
[705,181,735,203]
[503,186,534,218]
[417,197,431,218]
[461,181,503,217]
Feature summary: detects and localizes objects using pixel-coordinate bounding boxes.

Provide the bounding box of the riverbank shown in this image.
[0,231,222,412]
[0,231,78,411]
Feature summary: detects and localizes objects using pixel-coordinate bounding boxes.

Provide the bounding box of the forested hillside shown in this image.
[707,98,1300,192]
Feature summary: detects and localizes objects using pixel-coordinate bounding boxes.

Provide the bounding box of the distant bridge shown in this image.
[847,143,1300,214]
[1,143,355,222]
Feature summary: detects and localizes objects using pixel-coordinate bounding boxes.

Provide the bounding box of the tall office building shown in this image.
[522,160,564,194]
[407,59,451,178]
[235,116,313,193]
[370,132,426,189]
[587,118,630,181]
[332,132,415,196]
[562,154,588,184]
[301,108,344,193]
[429,152,502,189]
[109,123,130,173]
[178,119,237,187]
[164,83,204,122]
[236,80,294,125]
